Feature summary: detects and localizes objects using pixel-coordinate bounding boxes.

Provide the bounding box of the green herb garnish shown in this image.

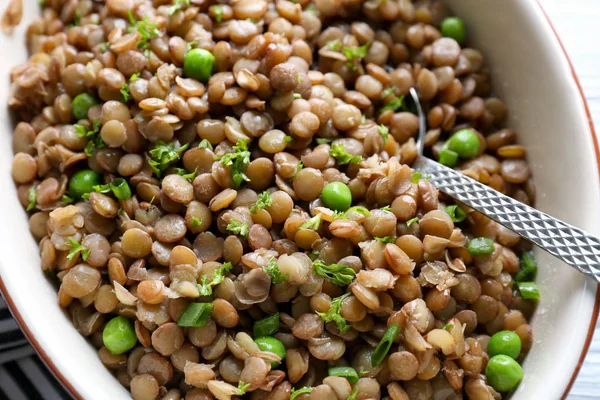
[444,205,467,223]
[328,366,359,384]
[442,323,454,332]
[148,140,188,178]
[330,143,362,165]
[316,138,333,145]
[316,292,351,333]
[467,237,495,255]
[191,216,202,228]
[347,386,359,400]
[219,139,251,188]
[127,12,161,50]
[62,194,74,205]
[374,236,396,244]
[300,214,322,230]
[371,323,399,366]
[411,172,422,184]
[380,95,405,113]
[197,262,232,296]
[342,43,369,71]
[313,260,356,286]
[177,303,213,327]
[382,86,396,97]
[74,120,104,157]
[198,139,213,150]
[406,217,419,227]
[26,186,37,211]
[263,258,289,285]
[290,387,313,400]
[168,0,191,15]
[66,239,91,261]
[517,282,540,301]
[377,124,389,143]
[380,205,392,212]
[253,313,280,338]
[250,191,272,214]
[326,40,342,51]
[175,167,197,182]
[515,252,538,282]
[226,220,249,239]
[211,5,224,22]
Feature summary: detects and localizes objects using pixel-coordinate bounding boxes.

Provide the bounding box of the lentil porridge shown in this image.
[7,0,539,399]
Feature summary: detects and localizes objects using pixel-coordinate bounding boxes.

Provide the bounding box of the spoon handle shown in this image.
[413,155,600,282]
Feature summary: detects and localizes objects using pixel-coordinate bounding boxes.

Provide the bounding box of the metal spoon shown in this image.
[408,87,600,282]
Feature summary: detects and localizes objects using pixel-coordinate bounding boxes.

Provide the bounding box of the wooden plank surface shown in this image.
[539,1,600,398]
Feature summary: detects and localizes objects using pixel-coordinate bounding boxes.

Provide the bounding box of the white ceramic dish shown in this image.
[0,0,598,399]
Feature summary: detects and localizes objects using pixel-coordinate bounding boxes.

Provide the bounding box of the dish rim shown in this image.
[0,1,598,399]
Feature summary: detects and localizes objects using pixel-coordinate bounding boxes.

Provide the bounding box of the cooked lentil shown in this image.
[9,0,539,398]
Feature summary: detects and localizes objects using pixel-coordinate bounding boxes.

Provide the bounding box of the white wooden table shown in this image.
[540,1,600,398]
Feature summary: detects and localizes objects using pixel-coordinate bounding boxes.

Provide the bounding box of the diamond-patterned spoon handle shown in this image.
[413,156,600,282]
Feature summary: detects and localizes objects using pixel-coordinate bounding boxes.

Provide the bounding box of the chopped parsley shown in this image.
[442,323,454,332]
[218,139,251,188]
[62,194,74,205]
[250,191,272,214]
[26,186,37,211]
[316,138,333,145]
[316,292,351,333]
[175,167,197,182]
[330,143,362,165]
[293,93,302,99]
[197,262,232,296]
[211,5,224,23]
[284,135,293,143]
[312,260,356,286]
[380,205,392,212]
[342,43,369,71]
[148,140,188,178]
[377,124,389,143]
[99,42,110,53]
[406,217,419,227]
[127,12,161,51]
[263,258,289,284]
[198,139,214,150]
[66,239,91,261]
[234,381,251,396]
[382,86,396,97]
[411,171,423,184]
[300,214,322,230]
[120,73,141,103]
[167,0,191,15]
[191,216,202,228]
[380,95,405,113]
[226,220,249,239]
[326,40,342,51]
[74,120,105,157]
[374,236,396,244]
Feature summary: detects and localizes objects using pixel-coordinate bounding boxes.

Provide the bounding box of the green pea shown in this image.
[487,330,522,360]
[321,182,352,211]
[485,355,524,392]
[102,316,137,355]
[183,48,215,82]
[254,336,286,368]
[72,93,98,120]
[438,146,458,167]
[68,169,102,200]
[441,17,467,44]
[447,129,480,158]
